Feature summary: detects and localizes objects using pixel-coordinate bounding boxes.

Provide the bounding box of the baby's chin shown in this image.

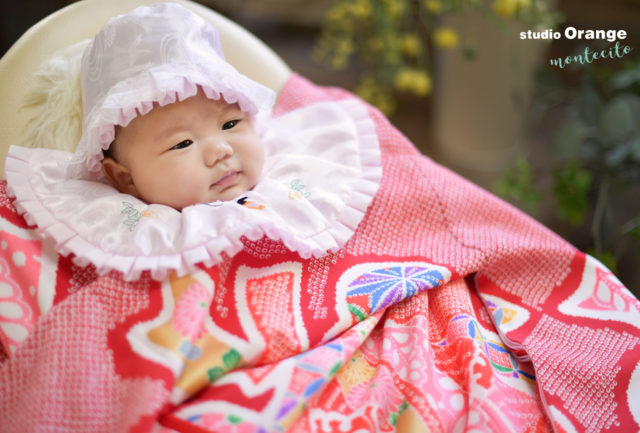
[208,185,251,203]
[169,184,257,210]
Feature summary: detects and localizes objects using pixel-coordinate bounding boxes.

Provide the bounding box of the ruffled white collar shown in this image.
[5,99,381,280]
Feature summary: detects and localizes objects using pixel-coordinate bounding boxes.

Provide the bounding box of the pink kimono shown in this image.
[1,3,639,432]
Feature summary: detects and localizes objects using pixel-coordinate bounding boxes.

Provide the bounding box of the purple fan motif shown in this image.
[347,265,445,314]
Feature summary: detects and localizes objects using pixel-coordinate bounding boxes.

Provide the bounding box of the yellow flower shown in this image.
[411,71,432,96]
[424,0,443,14]
[326,4,349,21]
[393,68,432,96]
[393,69,413,91]
[355,77,378,101]
[336,351,376,394]
[355,77,396,114]
[336,38,354,56]
[349,0,372,19]
[492,0,516,17]
[401,34,421,57]
[432,27,459,49]
[383,0,405,19]
[492,0,530,18]
[330,54,348,70]
[384,47,402,66]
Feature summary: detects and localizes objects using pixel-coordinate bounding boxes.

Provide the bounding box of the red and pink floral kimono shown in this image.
[1,5,639,431]
[1,73,639,433]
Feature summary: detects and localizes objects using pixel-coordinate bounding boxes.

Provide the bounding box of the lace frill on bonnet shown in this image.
[4,3,382,281]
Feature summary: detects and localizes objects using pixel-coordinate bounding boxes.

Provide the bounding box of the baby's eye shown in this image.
[222,120,241,130]
[171,139,193,150]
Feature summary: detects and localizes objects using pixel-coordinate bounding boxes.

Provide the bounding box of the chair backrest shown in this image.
[0,0,291,175]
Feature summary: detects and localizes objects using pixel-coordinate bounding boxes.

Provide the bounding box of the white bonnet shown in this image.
[71,2,276,178]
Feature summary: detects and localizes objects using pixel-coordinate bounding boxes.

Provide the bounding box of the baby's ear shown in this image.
[102,157,138,197]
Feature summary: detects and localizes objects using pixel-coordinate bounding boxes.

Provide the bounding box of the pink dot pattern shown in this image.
[525,315,640,433]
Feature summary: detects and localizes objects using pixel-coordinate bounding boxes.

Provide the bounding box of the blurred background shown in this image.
[2,0,640,295]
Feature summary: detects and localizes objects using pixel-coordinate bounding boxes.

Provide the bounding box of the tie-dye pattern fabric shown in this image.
[1,74,638,433]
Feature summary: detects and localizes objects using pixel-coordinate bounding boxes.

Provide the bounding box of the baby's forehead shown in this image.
[137,94,241,127]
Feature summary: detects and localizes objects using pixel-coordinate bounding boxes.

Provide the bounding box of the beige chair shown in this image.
[0,0,291,175]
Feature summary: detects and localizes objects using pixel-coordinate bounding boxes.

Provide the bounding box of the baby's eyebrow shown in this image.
[153,124,184,142]
[217,102,242,115]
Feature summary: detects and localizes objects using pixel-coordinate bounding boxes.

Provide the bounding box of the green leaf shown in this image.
[389,413,398,426]
[586,248,617,273]
[552,160,592,227]
[329,361,342,376]
[223,349,241,370]
[227,414,243,424]
[599,96,637,143]
[610,66,640,90]
[207,366,224,382]
[399,400,409,412]
[605,141,632,166]
[576,84,602,125]
[630,137,640,161]
[624,215,640,239]
[493,157,540,212]
[623,216,640,256]
[462,44,477,61]
[553,122,586,159]
[348,303,367,321]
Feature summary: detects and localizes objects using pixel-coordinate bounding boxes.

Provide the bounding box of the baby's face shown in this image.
[103,92,264,210]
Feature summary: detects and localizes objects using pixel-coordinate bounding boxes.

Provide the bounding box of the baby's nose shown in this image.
[204,140,233,166]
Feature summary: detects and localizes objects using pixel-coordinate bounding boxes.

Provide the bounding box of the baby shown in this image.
[3,4,639,433]
[78,2,276,210]
[102,91,264,210]
[3,1,380,281]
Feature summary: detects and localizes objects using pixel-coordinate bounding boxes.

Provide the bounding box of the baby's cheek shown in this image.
[254,148,266,179]
[152,176,193,208]
[248,164,262,188]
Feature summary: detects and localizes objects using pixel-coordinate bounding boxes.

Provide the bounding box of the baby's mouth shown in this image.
[211,170,239,188]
